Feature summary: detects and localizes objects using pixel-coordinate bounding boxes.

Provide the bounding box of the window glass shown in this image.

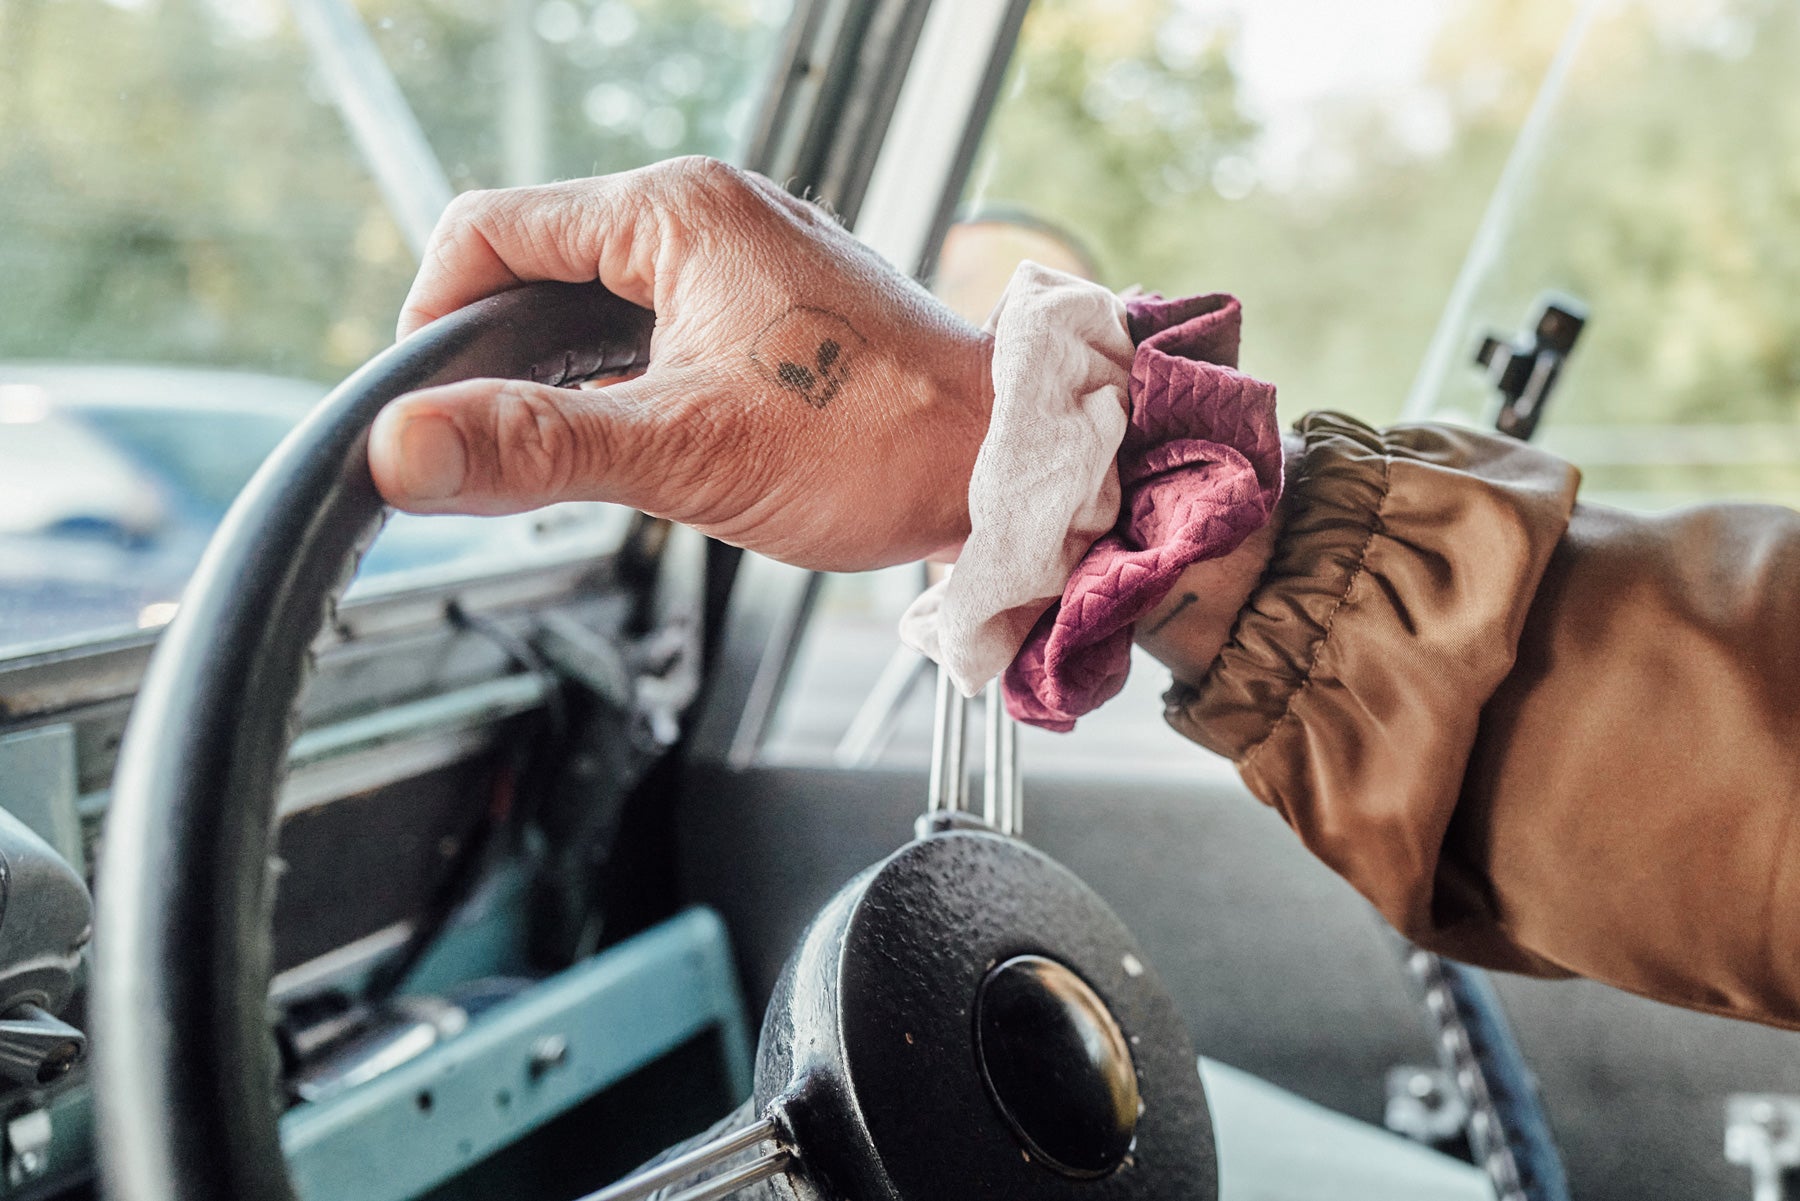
[367,0,787,192]
[1411,0,1800,510]
[0,0,791,656]
[956,0,1563,428]
[767,0,1575,772]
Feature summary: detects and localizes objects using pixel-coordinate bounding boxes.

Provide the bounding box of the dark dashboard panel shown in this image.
[272,755,505,974]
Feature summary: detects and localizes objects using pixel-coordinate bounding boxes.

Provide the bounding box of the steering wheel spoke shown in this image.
[581,1116,791,1201]
[920,665,1022,839]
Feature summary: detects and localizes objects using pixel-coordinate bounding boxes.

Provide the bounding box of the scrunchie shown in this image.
[1003,293,1284,731]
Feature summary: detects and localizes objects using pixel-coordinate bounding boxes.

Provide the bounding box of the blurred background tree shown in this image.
[967,0,1800,437]
[0,0,787,379]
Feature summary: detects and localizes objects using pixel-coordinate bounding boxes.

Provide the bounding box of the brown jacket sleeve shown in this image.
[1166,410,1800,1030]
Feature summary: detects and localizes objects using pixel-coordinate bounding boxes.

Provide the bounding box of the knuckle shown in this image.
[488,383,589,498]
[441,187,498,226]
[666,155,760,211]
[667,153,734,184]
[426,189,503,266]
[443,186,550,249]
[422,227,464,281]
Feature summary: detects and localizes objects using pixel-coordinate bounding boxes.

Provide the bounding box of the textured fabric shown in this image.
[1003,293,1284,731]
[1167,410,1800,1031]
[898,262,1133,696]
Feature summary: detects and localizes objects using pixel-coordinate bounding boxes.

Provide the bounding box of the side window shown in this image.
[1413,1,1800,511]
[951,0,1557,427]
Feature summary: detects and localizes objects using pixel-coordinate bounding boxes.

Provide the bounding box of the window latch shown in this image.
[1475,294,1587,442]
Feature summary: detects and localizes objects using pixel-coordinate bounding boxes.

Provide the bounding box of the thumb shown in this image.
[369,375,658,515]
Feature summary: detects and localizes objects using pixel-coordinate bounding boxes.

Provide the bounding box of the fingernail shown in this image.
[396,415,468,500]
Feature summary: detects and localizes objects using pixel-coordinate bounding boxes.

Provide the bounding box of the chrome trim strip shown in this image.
[0,549,615,722]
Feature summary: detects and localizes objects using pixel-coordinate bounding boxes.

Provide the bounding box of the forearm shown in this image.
[1163,410,1800,1029]
[1456,496,1800,1025]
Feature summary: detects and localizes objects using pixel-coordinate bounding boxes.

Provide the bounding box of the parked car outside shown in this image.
[0,363,629,653]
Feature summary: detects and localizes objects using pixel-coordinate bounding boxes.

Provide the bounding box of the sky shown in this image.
[1222,0,1453,114]
[1184,0,1471,189]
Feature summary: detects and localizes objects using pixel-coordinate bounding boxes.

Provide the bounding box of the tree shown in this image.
[966,0,1800,512]
[0,0,787,382]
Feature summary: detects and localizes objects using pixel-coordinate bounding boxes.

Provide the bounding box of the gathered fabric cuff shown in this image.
[1003,292,1284,731]
[898,262,1134,696]
[898,267,1285,732]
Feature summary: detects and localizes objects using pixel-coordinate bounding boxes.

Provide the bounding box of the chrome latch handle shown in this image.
[921,667,1021,839]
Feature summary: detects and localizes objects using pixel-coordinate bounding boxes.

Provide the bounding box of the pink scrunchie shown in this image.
[1002,293,1284,731]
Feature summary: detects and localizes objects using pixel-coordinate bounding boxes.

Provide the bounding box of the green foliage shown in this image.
[0,0,784,382]
[968,1,1254,270]
[968,0,1800,510]
[1456,1,1800,429]
[363,0,781,188]
[968,0,1534,425]
[0,0,404,378]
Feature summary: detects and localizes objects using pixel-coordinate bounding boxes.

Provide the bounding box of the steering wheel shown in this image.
[91,282,1217,1201]
[93,281,1574,1201]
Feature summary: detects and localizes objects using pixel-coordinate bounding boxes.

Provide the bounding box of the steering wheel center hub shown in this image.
[755,830,1214,1200]
[976,954,1140,1177]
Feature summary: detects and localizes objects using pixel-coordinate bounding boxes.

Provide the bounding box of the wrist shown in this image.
[918,329,996,561]
[900,271,1286,732]
[1134,501,1283,686]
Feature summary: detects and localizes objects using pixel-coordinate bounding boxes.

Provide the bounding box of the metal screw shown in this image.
[1407,1071,1444,1107]
[529,1033,569,1080]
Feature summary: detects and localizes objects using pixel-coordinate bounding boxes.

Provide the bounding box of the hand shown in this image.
[369,157,994,572]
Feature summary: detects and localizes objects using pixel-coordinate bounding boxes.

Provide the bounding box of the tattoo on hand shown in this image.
[1145,592,1199,637]
[751,307,867,409]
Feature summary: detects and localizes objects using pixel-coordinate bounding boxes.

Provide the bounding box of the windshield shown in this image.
[0,0,792,656]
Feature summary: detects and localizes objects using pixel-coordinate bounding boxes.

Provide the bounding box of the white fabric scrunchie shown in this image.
[898,261,1134,696]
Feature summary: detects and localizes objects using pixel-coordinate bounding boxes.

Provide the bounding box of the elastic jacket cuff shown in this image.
[1165,411,1580,947]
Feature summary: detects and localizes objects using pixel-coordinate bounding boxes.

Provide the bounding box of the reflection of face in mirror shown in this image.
[932,214,1102,325]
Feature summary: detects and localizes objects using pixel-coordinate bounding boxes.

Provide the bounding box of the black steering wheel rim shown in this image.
[92,282,656,1201]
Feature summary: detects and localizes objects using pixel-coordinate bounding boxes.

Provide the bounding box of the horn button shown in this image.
[977,954,1141,1176]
